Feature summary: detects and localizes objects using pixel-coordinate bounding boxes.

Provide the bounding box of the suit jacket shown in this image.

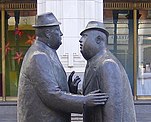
[17,40,84,122]
[83,50,136,122]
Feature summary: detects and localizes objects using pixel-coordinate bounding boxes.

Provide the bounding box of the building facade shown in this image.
[1,0,151,121]
[1,0,151,101]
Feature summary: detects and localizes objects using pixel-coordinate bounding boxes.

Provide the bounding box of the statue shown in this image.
[78,21,136,122]
[17,13,108,122]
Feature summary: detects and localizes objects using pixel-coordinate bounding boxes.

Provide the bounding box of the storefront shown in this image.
[0,0,37,101]
[104,0,151,100]
[0,0,151,102]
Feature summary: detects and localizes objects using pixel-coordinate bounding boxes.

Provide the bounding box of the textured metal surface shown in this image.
[0,3,36,10]
[104,2,151,10]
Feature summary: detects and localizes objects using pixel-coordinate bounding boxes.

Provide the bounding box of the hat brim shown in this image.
[32,22,61,28]
[80,28,109,37]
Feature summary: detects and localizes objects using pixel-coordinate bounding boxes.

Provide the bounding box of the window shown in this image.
[0,10,36,100]
[104,4,151,99]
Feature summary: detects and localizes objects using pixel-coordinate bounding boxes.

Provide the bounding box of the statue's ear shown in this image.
[95,35,102,44]
[45,29,51,38]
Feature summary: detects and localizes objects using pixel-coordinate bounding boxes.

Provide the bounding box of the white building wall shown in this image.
[37,0,103,73]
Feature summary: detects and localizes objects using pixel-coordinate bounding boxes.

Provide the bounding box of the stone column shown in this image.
[37,0,103,73]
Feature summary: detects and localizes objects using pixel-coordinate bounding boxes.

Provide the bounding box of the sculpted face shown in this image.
[79,30,101,60]
[46,25,63,50]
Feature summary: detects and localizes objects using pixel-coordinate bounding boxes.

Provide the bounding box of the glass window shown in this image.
[137,10,151,96]
[104,8,151,98]
[0,10,36,98]
[104,10,134,93]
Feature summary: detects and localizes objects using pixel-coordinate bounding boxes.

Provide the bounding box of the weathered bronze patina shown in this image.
[17,12,108,122]
[79,21,136,122]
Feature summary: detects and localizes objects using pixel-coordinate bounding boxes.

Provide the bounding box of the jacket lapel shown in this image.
[82,52,108,94]
[36,40,66,76]
[83,65,97,94]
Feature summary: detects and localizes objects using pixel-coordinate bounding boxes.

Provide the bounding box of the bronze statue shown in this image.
[78,21,136,122]
[17,13,108,122]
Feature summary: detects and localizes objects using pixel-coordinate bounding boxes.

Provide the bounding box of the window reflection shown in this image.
[104,9,151,96]
[3,10,36,97]
[137,12,151,95]
[104,10,134,92]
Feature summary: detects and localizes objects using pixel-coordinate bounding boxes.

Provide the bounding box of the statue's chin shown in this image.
[81,51,90,61]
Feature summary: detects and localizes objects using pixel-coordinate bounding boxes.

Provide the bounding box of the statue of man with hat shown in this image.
[78,21,137,122]
[17,13,109,122]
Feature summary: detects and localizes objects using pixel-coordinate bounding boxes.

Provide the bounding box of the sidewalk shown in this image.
[0,101,151,122]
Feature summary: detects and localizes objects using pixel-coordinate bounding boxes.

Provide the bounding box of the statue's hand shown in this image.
[68,71,81,94]
[84,90,108,107]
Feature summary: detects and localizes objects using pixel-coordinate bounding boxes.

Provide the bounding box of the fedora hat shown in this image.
[32,12,61,28]
[80,21,109,37]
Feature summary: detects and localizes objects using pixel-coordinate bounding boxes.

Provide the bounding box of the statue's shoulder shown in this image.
[97,51,115,64]
[98,52,118,68]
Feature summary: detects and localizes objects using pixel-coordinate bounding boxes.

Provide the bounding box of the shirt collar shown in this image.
[87,49,107,67]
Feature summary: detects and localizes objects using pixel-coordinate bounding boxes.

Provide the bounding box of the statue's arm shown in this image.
[100,60,123,121]
[27,53,84,113]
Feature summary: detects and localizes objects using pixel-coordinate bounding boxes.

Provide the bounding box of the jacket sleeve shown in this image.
[26,53,84,113]
[99,59,123,122]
